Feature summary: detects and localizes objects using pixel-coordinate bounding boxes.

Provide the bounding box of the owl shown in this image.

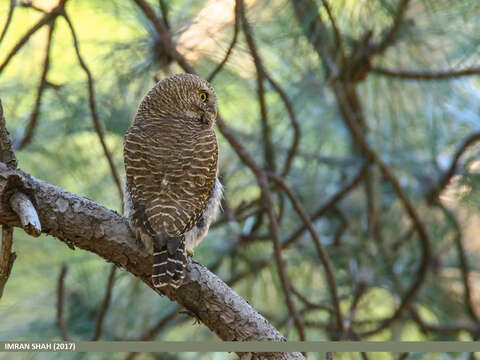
[124,73,222,289]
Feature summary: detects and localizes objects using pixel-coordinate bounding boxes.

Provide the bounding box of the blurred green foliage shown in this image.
[1,0,480,359]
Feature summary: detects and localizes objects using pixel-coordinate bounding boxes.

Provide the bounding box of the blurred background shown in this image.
[0,0,480,359]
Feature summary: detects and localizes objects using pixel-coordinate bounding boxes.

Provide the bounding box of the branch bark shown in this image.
[0,163,304,359]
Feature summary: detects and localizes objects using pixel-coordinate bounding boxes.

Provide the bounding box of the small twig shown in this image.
[91,265,117,341]
[360,353,370,360]
[408,307,477,335]
[321,0,345,67]
[269,174,344,335]
[207,0,240,82]
[326,352,333,360]
[9,192,41,237]
[438,203,479,323]
[238,0,300,176]
[332,81,431,336]
[15,21,56,150]
[125,306,180,360]
[218,113,306,341]
[158,0,170,29]
[346,279,367,331]
[370,0,411,55]
[291,286,335,314]
[0,3,63,74]
[373,66,480,80]
[263,72,301,177]
[62,11,124,208]
[56,264,69,341]
[18,1,47,13]
[239,0,275,171]
[331,207,348,247]
[282,161,369,249]
[0,0,15,45]
[291,0,337,77]
[132,0,195,74]
[427,131,480,202]
[391,226,414,253]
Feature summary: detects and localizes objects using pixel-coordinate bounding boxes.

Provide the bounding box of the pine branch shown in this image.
[0,162,304,359]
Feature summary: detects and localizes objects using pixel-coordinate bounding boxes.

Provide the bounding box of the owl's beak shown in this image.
[207,106,217,122]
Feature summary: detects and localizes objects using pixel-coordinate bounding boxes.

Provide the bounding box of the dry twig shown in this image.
[56,264,69,341]
[62,11,123,207]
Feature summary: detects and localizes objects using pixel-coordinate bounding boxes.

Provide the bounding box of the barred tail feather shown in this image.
[152,236,187,289]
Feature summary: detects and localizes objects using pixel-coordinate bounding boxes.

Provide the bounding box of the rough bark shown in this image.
[0,163,304,359]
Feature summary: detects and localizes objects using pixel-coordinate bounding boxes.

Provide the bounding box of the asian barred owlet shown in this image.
[123,73,222,289]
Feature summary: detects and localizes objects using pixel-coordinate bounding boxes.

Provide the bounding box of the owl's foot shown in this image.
[186,248,194,257]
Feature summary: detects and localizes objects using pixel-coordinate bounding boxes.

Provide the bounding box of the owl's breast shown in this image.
[125,119,218,237]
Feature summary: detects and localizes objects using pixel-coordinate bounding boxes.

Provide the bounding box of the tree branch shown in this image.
[15,21,56,150]
[0,163,304,359]
[126,306,181,360]
[269,174,344,335]
[0,2,64,74]
[427,131,480,202]
[62,10,123,208]
[0,0,15,46]
[373,66,480,80]
[91,265,117,341]
[207,0,240,83]
[369,0,411,56]
[217,114,306,343]
[56,264,69,341]
[9,192,41,237]
[239,0,276,172]
[132,0,195,74]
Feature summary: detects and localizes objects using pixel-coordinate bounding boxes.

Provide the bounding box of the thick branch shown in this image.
[0,163,303,359]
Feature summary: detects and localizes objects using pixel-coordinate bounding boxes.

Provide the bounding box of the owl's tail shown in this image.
[152,235,187,289]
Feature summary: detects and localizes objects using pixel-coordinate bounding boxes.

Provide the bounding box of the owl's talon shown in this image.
[186,249,194,257]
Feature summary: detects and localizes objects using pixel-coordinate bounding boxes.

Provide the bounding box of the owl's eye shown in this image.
[199,92,208,103]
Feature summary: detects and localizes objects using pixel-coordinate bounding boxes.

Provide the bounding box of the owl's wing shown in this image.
[124,123,218,239]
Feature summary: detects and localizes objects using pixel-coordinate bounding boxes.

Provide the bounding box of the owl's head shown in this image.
[138,73,218,129]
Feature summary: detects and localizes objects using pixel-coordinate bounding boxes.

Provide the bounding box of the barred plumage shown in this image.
[124,73,221,289]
